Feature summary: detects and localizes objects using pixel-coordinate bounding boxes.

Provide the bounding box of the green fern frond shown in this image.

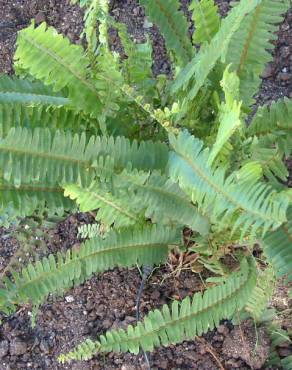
[64,182,143,228]
[15,22,105,116]
[0,103,97,138]
[59,257,256,362]
[245,265,275,321]
[171,0,261,100]
[262,208,292,286]
[117,23,154,95]
[226,0,290,106]
[268,326,292,369]
[0,180,74,221]
[0,225,179,314]
[168,131,289,237]
[0,75,69,106]
[139,0,193,66]
[282,356,292,370]
[249,142,288,184]
[131,172,210,235]
[0,127,168,186]
[190,0,220,44]
[248,97,292,138]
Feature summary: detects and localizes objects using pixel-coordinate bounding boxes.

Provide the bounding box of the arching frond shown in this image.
[190,0,220,44]
[139,0,193,66]
[0,103,97,137]
[0,225,179,314]
[59,257,256,362]
[226,0,290,106]
[168,131,289,237]
[15,22,105,116]
[171,0,260,100]
[0,127,168,186]
[0,75,69,106]
[0,180,74,222]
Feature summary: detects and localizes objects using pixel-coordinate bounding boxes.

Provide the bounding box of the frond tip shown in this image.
[59,257,256,363]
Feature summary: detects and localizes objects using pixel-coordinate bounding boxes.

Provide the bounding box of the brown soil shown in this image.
[0,1,291,369]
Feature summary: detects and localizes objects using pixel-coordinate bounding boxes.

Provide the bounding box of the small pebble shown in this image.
[65,295,74,303]
[9,339,27,356]
[0,340,9,359]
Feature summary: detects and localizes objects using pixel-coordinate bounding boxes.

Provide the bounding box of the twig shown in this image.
[0,21,28,29]
[197,337,226,370]
[136,265,153,370]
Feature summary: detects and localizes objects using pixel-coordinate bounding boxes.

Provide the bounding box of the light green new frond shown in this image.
[0,127,169,187]
[262,208,292,287]
[132,172,210,236]
[59,257,256,362]
[15,22,103,116]
[226,0,290,106]
[75,0,109,51]
[235,162,263,185]
[171,0,261,100]
[168,131,289,237]
[0,75,69,106]
[78,223,103,239]
[0,225,179,314]
[190,0,220,44]
[139,0,193,66]
[245,266,275,321]
[208,66,242,165]
[64,182,142,228]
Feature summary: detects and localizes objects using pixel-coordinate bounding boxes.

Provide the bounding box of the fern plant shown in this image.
[0,0,291,366]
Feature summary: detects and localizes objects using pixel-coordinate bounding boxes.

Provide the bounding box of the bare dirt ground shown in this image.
[0,1,291,369]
